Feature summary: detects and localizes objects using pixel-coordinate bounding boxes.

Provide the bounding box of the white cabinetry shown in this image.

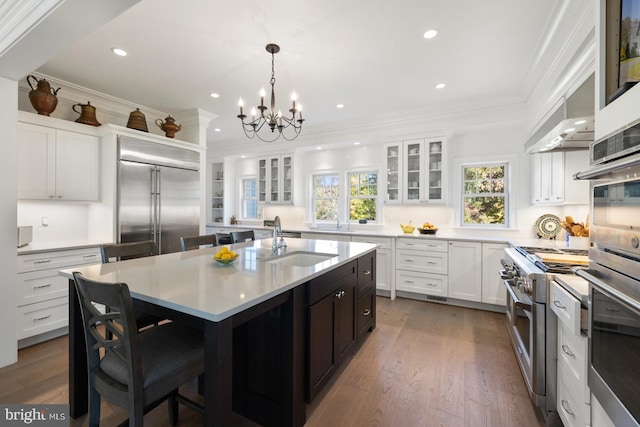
[481,243,507,305]
[16,247,100,344]
[532,152,565,204]
[384,138,445,204]
[550,281,590,427]
[447,241,482,302]
[17,121,99,201]
[351,235,395,298]
[564,151,589,205]
[395,238,448,298]
[258,154,293,204]
[300,232,351,242]
[210,162,224,223]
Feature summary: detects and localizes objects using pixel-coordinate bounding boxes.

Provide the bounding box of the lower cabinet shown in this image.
[16,246,101,345]
[307,253,376,402]
[447,241,482,302]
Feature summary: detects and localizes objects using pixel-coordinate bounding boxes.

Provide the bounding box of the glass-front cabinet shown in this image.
[384,138,445,204]
[258,154,293,204]
[211,161,224,223]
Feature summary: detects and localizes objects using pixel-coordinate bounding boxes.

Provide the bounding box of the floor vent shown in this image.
[426,295,447,303]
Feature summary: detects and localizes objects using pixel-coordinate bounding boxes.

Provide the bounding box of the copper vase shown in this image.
[27,75,60,116]
[73,101,101,126]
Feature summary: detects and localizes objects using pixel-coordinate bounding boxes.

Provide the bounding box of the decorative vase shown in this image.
[27,75,60,116]
[126,108,148,132]
[73,101,101,126]
[155,115,182,138]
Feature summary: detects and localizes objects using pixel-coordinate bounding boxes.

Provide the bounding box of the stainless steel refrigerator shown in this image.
[118,136,200,254]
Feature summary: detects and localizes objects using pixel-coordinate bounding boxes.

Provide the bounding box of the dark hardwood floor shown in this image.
[0,297,545,426]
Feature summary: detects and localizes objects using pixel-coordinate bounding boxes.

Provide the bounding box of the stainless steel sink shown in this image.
[262,251,336,267]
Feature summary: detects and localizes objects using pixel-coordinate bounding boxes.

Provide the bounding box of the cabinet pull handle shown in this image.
[34,260,51,265]
[427,282,437,287]
[561,345,575,358]
[363,269,371,275]
[553,300,566,310]
[427,261,437,265]
[83,254,97,258]
[405,243,415,246]
[57,195,63,199]
[341,290,345,298]
[34,315,51,321]
[560,400,575,417]
[605,307,620,313]
[33,284,52,289]
[404,259,415,262]
[363,309,371,316]
[404,280,415,284]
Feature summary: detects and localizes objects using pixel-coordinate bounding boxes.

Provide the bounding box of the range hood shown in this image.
[525,73,594,154]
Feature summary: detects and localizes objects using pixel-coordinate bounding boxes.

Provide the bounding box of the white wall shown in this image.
[17,202,90,242]
[0,77,18,367]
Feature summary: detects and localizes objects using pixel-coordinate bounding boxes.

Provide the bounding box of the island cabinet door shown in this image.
[308,292,338,402]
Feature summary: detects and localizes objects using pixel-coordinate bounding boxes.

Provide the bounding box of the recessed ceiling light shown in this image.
[316,146,322,150]
[336,104,344,109]
[354,142,360,145]
[423,29,438,39]
[111,47,127,57]
[574,119,587,125]
[210,93,220,98]
[240,155,246,158]
[214,128,221,132]
[435,83,446,89]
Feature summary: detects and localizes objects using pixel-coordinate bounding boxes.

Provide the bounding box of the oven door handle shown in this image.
[575,268,640,312]
[503,280,532,311]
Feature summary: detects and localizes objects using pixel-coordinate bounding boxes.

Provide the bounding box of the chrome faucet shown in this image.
[336,215,340,231]
[272,216,286,253]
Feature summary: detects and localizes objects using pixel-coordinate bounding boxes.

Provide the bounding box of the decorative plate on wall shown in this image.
[534,214,562,239]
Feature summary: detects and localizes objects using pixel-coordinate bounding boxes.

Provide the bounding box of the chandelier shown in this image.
[237,44,304,142]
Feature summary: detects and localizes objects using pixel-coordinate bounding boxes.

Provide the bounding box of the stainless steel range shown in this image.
[500,245,588,426]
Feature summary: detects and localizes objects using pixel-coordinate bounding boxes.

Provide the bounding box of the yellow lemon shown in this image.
[228,251,236,258]
[220,246,229,254]
[214,252,222,259]
[221,253,231,260]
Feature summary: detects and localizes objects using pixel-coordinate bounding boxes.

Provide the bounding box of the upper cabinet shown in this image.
[531,151,589,205]
[258,154,293,204]
[17,119,99,201]
[384,137,446,204]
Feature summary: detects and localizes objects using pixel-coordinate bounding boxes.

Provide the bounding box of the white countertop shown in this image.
[60,238,376,322]
[18,240,110,255]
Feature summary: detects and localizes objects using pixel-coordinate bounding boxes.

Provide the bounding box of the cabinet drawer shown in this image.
[557,363,591,427]
[308,260,357,304]
[17,247,101,273]
[395,270,447,296]
[357,288,375,340]
[16,269,69,306]
[358,252,376,292]
[351,235,392,250]
[396,238,447,252]
[550,281,582,335]
[17,296,68,339]
[396,249,447,274]
[558,322,589,404]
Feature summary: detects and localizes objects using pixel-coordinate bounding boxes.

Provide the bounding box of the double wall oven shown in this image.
[574,155,640,427]
[501,245,588,426]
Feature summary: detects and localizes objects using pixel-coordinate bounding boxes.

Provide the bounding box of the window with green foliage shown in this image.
[462,164,507,226]
[242,178,258,219]
[312,174,339,221]
[348,172,378,221]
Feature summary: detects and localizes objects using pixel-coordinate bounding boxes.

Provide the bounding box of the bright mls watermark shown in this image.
[1,404,68,426]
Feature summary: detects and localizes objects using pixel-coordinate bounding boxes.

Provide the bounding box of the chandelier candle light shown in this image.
[238,44,304,142]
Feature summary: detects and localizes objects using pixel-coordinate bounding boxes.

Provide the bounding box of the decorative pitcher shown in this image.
[27,75,60,116]
[156,115,182,138]
[72,101,101,126]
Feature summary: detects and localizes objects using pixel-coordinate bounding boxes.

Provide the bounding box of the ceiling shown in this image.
[36,0,560,145]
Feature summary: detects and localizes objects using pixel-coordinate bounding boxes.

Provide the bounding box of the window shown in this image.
[242,178,258,219]
[462,164,507,226]
[348,172,378,221]
[312,174,339,221]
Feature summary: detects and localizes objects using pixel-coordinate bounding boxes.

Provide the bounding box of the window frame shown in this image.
[311,172,341,224]
[240,176,259,220]
[347,170,380,223]
[453,155,516,229]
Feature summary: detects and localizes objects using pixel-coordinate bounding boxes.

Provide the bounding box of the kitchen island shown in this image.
[60,237,377,427]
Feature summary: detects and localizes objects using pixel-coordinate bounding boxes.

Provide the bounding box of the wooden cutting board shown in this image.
[534,252,589,265]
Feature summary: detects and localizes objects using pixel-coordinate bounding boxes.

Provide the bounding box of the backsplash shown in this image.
[17,202,90,242]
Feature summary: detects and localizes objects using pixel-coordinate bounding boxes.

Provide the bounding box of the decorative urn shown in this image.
[156,115,182,138]
[27,75,60,116]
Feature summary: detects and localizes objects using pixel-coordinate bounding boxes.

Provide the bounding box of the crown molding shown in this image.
[0,0,62,59]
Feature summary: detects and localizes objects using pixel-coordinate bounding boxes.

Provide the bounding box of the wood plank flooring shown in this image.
[0,297,545,426]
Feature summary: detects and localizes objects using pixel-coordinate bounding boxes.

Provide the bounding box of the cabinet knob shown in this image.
[57,195,63,199]
[363,269,371,275]
[49,195,55,199]
[363,309,371,316]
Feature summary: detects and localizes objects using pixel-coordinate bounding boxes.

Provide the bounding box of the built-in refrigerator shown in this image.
[118,136,200,254]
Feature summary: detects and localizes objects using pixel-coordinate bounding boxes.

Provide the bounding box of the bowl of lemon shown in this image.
[212,246,238,265]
